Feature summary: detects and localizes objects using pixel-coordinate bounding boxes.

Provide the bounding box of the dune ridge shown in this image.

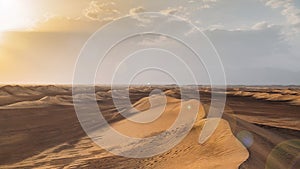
[226,87,300,106]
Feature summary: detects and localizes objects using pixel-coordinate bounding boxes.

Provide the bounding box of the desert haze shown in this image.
[0,85,299,169]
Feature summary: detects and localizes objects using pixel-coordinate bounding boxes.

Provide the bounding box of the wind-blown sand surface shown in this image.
[0,85,299,169]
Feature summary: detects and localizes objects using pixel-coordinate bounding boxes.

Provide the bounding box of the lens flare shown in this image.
[237,130,254,148]
[265,139,300,169]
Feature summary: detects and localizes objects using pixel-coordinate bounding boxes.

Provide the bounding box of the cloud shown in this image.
[264,0,300,34]
[207,24,226,31]
[188,0,218,9]
[265,0,286,8]
[160,6,193,23]
[83,1,119,21]
[128,7,152,27]
[138,35,171,46]
[129,6,146,15]
[251,21,273,30]
[160,8,180,15]
[281,4,300,25]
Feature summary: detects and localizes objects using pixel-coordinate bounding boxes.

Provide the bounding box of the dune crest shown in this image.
[110,94,248,168]
[1,95,73,109]
[151,118,249,169]
[227,87,300,106]
[112,94,205,137]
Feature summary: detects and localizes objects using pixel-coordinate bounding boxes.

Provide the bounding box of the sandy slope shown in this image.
[0,85,299,169]
[0,87,249,169]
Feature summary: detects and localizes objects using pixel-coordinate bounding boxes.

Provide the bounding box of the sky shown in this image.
[0,0,299,85]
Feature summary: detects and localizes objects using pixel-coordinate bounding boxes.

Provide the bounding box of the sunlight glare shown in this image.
[0,0,33,31]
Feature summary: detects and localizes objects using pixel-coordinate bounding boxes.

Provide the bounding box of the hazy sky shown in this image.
[0,0,299,84]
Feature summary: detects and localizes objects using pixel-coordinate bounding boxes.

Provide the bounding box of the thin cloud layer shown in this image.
[83,1,120,21]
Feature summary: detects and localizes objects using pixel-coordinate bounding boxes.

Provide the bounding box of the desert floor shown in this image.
[0,85,299,169]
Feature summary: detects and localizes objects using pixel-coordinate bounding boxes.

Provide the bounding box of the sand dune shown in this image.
[0,86,299,169]
[149,119,249,169]
[112,95,206,138]
[111,95,248,168]
[0,95,73,109]
[0,90,11,96]
[33,85,71,94]
[227,87,300,106]
[290,98,300,106]
[0,92,248,169]
[164,89,181,98]
[0,85,42,96]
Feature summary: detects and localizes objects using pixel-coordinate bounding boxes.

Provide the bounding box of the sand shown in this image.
[226,87,300,106]
[0,85,299,169]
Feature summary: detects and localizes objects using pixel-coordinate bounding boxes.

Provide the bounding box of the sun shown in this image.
[0,0,33,31]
